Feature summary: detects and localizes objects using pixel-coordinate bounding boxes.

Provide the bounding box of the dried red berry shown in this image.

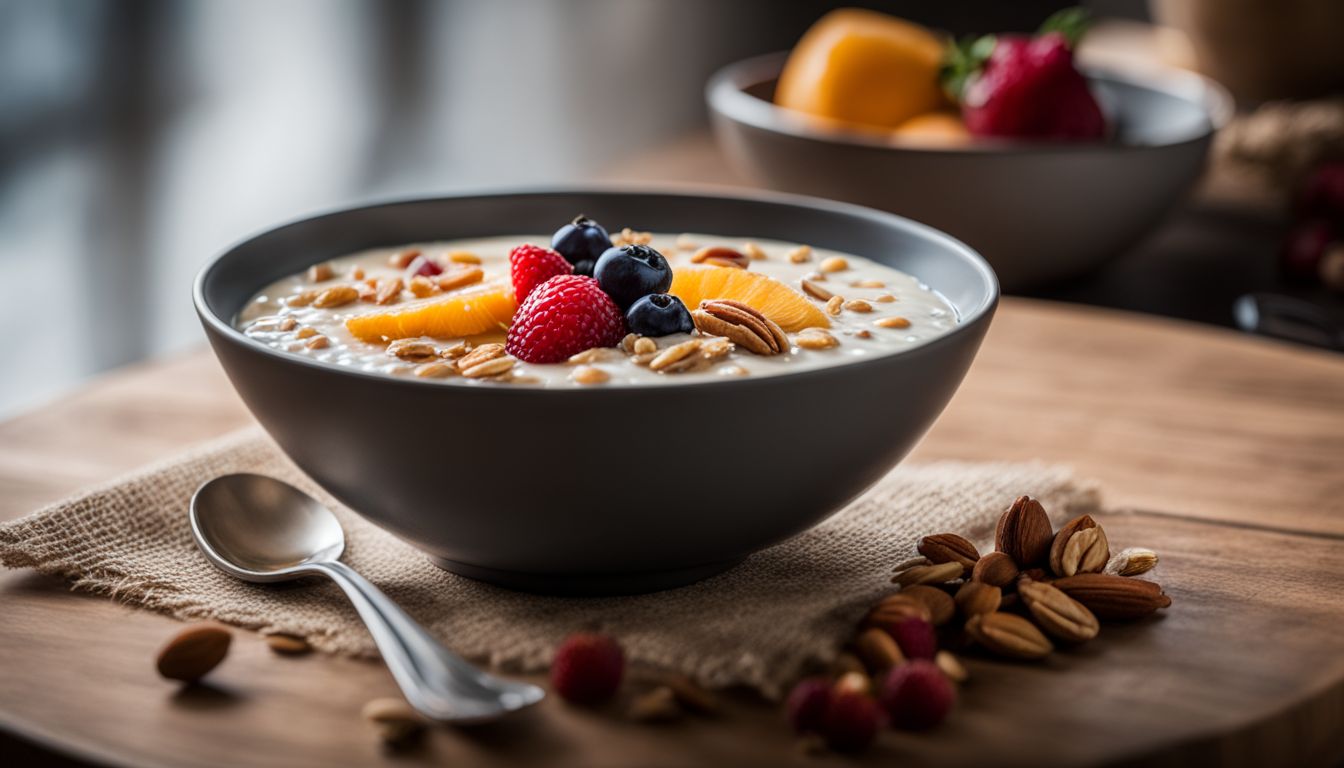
[821,690,883,753]
[886,616,937,660]
[878,659,956,731]
[550,633,624,705]
[784,676,832,734]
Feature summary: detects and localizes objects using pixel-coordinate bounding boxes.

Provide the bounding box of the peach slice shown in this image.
[669,266,829,332]
[345,284,516,342]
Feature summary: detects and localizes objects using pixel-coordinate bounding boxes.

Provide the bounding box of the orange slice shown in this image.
[669,266,829,332]
[345,284,516,342]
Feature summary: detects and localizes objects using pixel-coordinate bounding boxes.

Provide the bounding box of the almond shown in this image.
[627,686,683,723]
[1052,574,1172,620]
[898,585,956,627]
[954,581,1002,617]
[1049,514,1110,576]
[865,594,932,627]
[965,612,1053,660]
[264,633,312,655]
[362,697,425,745]
[995,495,1054,568]
[1105,547,1159,577]
[855,627,905,672]
[934,650,968,684]
[156,622,231,682]
[1018,580,1100,642]
[917,533,980,576]
[892,561,963,588]
[971,551,1019,588]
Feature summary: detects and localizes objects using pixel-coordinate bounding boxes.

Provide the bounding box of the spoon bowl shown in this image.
[190,473,545,723]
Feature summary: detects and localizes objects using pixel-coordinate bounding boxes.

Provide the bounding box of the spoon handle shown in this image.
[309,560,524,721]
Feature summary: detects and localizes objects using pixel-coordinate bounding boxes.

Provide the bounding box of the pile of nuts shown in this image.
[783,495,1169,754]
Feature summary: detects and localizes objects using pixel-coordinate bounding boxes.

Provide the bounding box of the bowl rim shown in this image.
[706,51,1234,155]
[194,184,998,395]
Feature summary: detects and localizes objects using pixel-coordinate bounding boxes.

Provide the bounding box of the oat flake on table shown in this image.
[0,427,1099,699]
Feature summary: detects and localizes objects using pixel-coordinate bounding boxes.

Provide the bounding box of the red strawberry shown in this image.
[942,8,1105,140]
[506,275,626,363]
[550,633,624,705]
[509,244,573,303]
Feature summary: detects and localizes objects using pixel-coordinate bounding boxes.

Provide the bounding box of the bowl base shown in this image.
[426,556,746,596]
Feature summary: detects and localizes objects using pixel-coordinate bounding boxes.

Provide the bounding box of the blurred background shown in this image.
[1,0,1341,417]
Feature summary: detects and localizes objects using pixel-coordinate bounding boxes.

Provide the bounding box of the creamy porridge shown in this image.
[236,223,957,387]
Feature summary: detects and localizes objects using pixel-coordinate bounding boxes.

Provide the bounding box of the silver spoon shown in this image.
[189,473,544,723]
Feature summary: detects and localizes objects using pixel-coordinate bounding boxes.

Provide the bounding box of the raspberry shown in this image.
[785,676,832,734]
[886,616,937,660]
[821,690,883,753]
[550,632,624,705]
[509,244,572,303]
[506,275,626,363]
[878,659,956,731]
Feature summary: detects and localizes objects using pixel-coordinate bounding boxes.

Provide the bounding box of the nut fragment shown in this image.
[693,299,788,356]
[265,633,312,655]
[387,339,438,362]
[362,698,425,746]
[458,342,504,370]
[954,581,1002,617]
[439,341,470,359]
[350,266,365,280]
[571,365,610,385]
[413,361,456,378]
[156,623,232,682]
[690,246,750,269]
[649,339,702,372]
[308,262,334,282]
[742,242,767,260]
[824,296,844,316]
[833,671,871,696]
[918,533,980,576]
[794,329,840,350]
[971,551,1019,588]
[874,294,897,304]
[787,245,813,263]
[1018,580,1100,643]
[632,337,658,355]
[819,256,849,273]
[851,279,886,289]
[934,651,968,683]
[842,299,873,313]
[408,275,438,298]
[567,347,615,365]
[865,594,932,627]
[304,335,330,350]
[892,561,963,588]
[313,285,359,308]
[447,250,480,264]
[627,686,682,723]
[436,266,484,292]
[801,279,833,301]
[612,227,653,246]
[295,327,318,339]
[375,277,404,305]
[995,495,1054,568]
[898,585,956,627]
[1105,547,1159,577]
[965,612,1053,660]
[855,627,904,672]
[388,248,421,269]
[1052,517,1110,577]
[1052,574,1172,620]
[875,316,911,329]
[461,356,515,379]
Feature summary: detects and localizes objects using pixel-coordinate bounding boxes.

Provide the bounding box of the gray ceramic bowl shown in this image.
[194,188,996,595]
[708,53,1233,289]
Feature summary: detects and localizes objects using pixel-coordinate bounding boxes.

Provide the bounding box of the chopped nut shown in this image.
[700,337,734,360]
[571,365,610,385]
[568,347,616,365]
[853,329,872,339]
[621,333,640,353]
[447,251,480,264]
[795,329,840,350]
[408,275,438,298]
[375,277,404,305]
[851,279,885,288]
[413,361,456,378]
[295,327,318,339]
[314,285,359,308]
[437,266,484,292]
[934,650,968,683]
[693,300,788,356]
[286,290,318,308]
[787,245,813,263]
[842,299,873,313]
[362,698,425,746]
[611,227,653,246]
[649,339,702,372]
[690,246,750,270]
[387,339,437,361]
[875,316,911,329]
[718,364,749,376]
[279,316,297,332]
[633,337,658,355]
[819,256,849,273]
[874,293,897,303]
[461,356,515,379]
[265,633,311,655]
[308,263,334,282]
[458,342,505,370]
[350,266,365,280]
[803,271,826,282]
[801,279,833,301]
[824,296,844,316]
[439,341,470,359]
[305,335,330,350]
[742,242,767,260]
[388,249,420,269]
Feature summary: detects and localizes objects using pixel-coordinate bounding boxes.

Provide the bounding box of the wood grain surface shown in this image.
[2,298,1342,768]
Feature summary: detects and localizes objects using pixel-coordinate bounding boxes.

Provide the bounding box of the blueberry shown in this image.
[572,259,595,277]
[626,294,694,337]
[593,244,673,310]
[552,215,611,266]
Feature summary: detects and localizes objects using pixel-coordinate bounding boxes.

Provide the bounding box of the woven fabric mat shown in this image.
[0,428,1099,698]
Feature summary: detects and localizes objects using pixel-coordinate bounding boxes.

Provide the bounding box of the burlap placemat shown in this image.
[0,428,1099,698]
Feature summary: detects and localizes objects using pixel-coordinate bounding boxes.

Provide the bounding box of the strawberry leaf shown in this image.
[939,34,995,103]
[1038,7,1091,48]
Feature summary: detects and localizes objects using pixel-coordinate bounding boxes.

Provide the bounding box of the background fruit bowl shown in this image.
[707,53,1233,290]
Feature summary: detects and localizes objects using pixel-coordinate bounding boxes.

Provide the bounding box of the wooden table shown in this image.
[3,297,1343,767]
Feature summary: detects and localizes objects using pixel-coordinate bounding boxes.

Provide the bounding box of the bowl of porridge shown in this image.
[195,188,997,594]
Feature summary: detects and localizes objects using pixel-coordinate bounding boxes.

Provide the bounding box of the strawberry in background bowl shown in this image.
[708,7,1233,288]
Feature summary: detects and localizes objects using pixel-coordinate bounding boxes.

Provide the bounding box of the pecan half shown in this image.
[690,246,750,269]
[692,299,788,356]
